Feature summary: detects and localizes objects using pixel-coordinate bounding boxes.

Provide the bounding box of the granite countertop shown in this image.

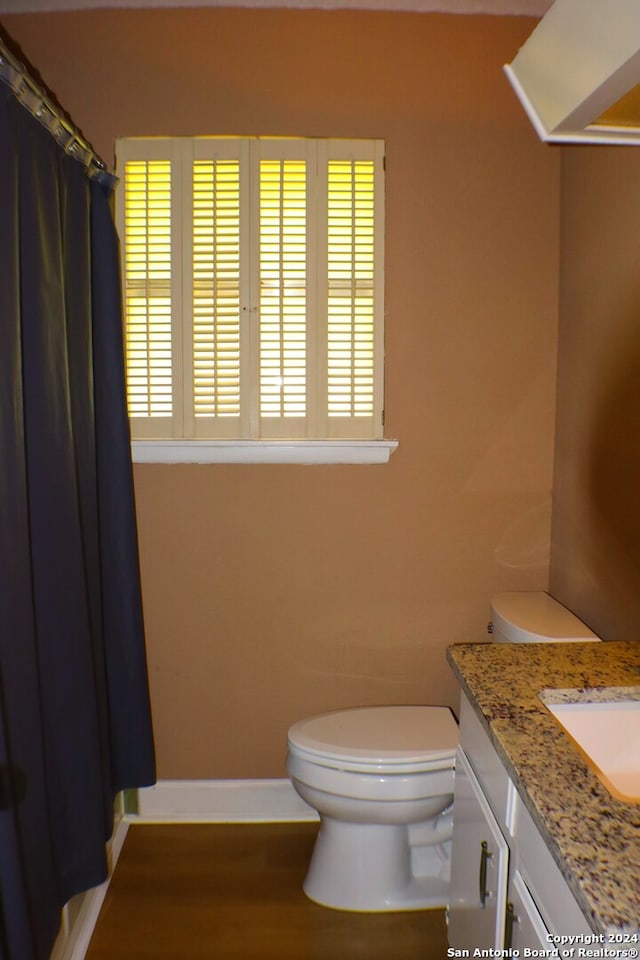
[446,640,640,936]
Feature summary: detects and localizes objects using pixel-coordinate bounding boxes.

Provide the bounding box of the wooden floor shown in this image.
[86,822,450,959]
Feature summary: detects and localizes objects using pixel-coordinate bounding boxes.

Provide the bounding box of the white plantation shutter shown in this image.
[259,159,307,421]
[191,159,241,420]
[123,161,173,417]
[187,139,250,438]
[117,140,183,438]
[327,157,376,420]
[254,139,317,438]
[116,137,384,443]
[316,140,384,439]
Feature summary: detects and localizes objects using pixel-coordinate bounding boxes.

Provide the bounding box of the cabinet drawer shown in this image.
[459,693,511,827]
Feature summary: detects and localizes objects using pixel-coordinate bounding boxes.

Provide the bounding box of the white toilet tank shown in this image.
[490,591,601,643]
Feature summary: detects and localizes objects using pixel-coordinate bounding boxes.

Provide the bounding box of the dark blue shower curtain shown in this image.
[0,81,155,960]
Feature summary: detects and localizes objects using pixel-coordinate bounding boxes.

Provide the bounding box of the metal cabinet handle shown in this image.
[505,901,516,948]
[479,840,492,907]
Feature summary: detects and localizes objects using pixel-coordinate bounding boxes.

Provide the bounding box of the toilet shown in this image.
[489,590,600,644]
[286,591,600,913]
[287,705,458,911]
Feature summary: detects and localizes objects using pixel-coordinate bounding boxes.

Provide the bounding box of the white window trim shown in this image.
[131,438,398,465]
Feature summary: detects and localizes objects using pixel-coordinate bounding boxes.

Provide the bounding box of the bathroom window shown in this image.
[115,137,391,463]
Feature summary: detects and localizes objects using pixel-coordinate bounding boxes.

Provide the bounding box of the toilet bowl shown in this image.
[287,591,600,913]
[286,705,458,911]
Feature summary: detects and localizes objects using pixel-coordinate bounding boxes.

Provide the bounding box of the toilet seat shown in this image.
[287,706,458,774]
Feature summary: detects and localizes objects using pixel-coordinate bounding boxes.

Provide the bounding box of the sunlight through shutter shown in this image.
[123,160,172,418]
[259,159,307,420]
[192,159,241,419]
[327,159,375,419]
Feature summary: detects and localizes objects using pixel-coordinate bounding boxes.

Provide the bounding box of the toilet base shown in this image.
[303,816,451,912]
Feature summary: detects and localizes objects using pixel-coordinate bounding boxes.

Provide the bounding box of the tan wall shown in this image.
[3,9,560,778]
[551,147,640,642]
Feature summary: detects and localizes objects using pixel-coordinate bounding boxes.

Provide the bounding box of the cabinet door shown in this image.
[448,746,509,950]
[506,871,552,949]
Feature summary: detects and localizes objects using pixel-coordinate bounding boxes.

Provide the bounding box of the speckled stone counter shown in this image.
[447,640,640,936]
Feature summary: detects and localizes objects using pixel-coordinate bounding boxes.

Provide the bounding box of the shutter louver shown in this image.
[327,159,375,418]
[259,159,307,419]
[123,160,173,418]
[192,159,241,419]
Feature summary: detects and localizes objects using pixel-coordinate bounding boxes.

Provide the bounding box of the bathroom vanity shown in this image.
[447,640,640,947]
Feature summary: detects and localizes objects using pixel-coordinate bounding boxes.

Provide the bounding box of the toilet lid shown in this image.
[287,706,458,769]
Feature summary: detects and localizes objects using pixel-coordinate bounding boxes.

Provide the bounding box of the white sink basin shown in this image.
[541,689,640,803]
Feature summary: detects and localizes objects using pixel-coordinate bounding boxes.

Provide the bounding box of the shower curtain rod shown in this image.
[0,37,115,186]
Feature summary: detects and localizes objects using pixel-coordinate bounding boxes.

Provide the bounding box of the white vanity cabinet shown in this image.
[447,746,509,949]
[448,694,593,950]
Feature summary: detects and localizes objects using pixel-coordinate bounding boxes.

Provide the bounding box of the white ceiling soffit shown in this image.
[505,0,640,143]
[0,0,554,15]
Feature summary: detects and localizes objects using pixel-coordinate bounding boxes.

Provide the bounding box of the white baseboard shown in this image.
[50,817,129,960]
[135,778,318,823]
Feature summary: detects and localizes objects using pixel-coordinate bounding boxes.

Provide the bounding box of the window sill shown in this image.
[131,439,399,465]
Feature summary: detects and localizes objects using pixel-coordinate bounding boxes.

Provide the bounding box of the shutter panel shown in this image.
[326,158,375,420]
[191,158,242,420]
[258,157,308,425]
[123,159,173,419]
